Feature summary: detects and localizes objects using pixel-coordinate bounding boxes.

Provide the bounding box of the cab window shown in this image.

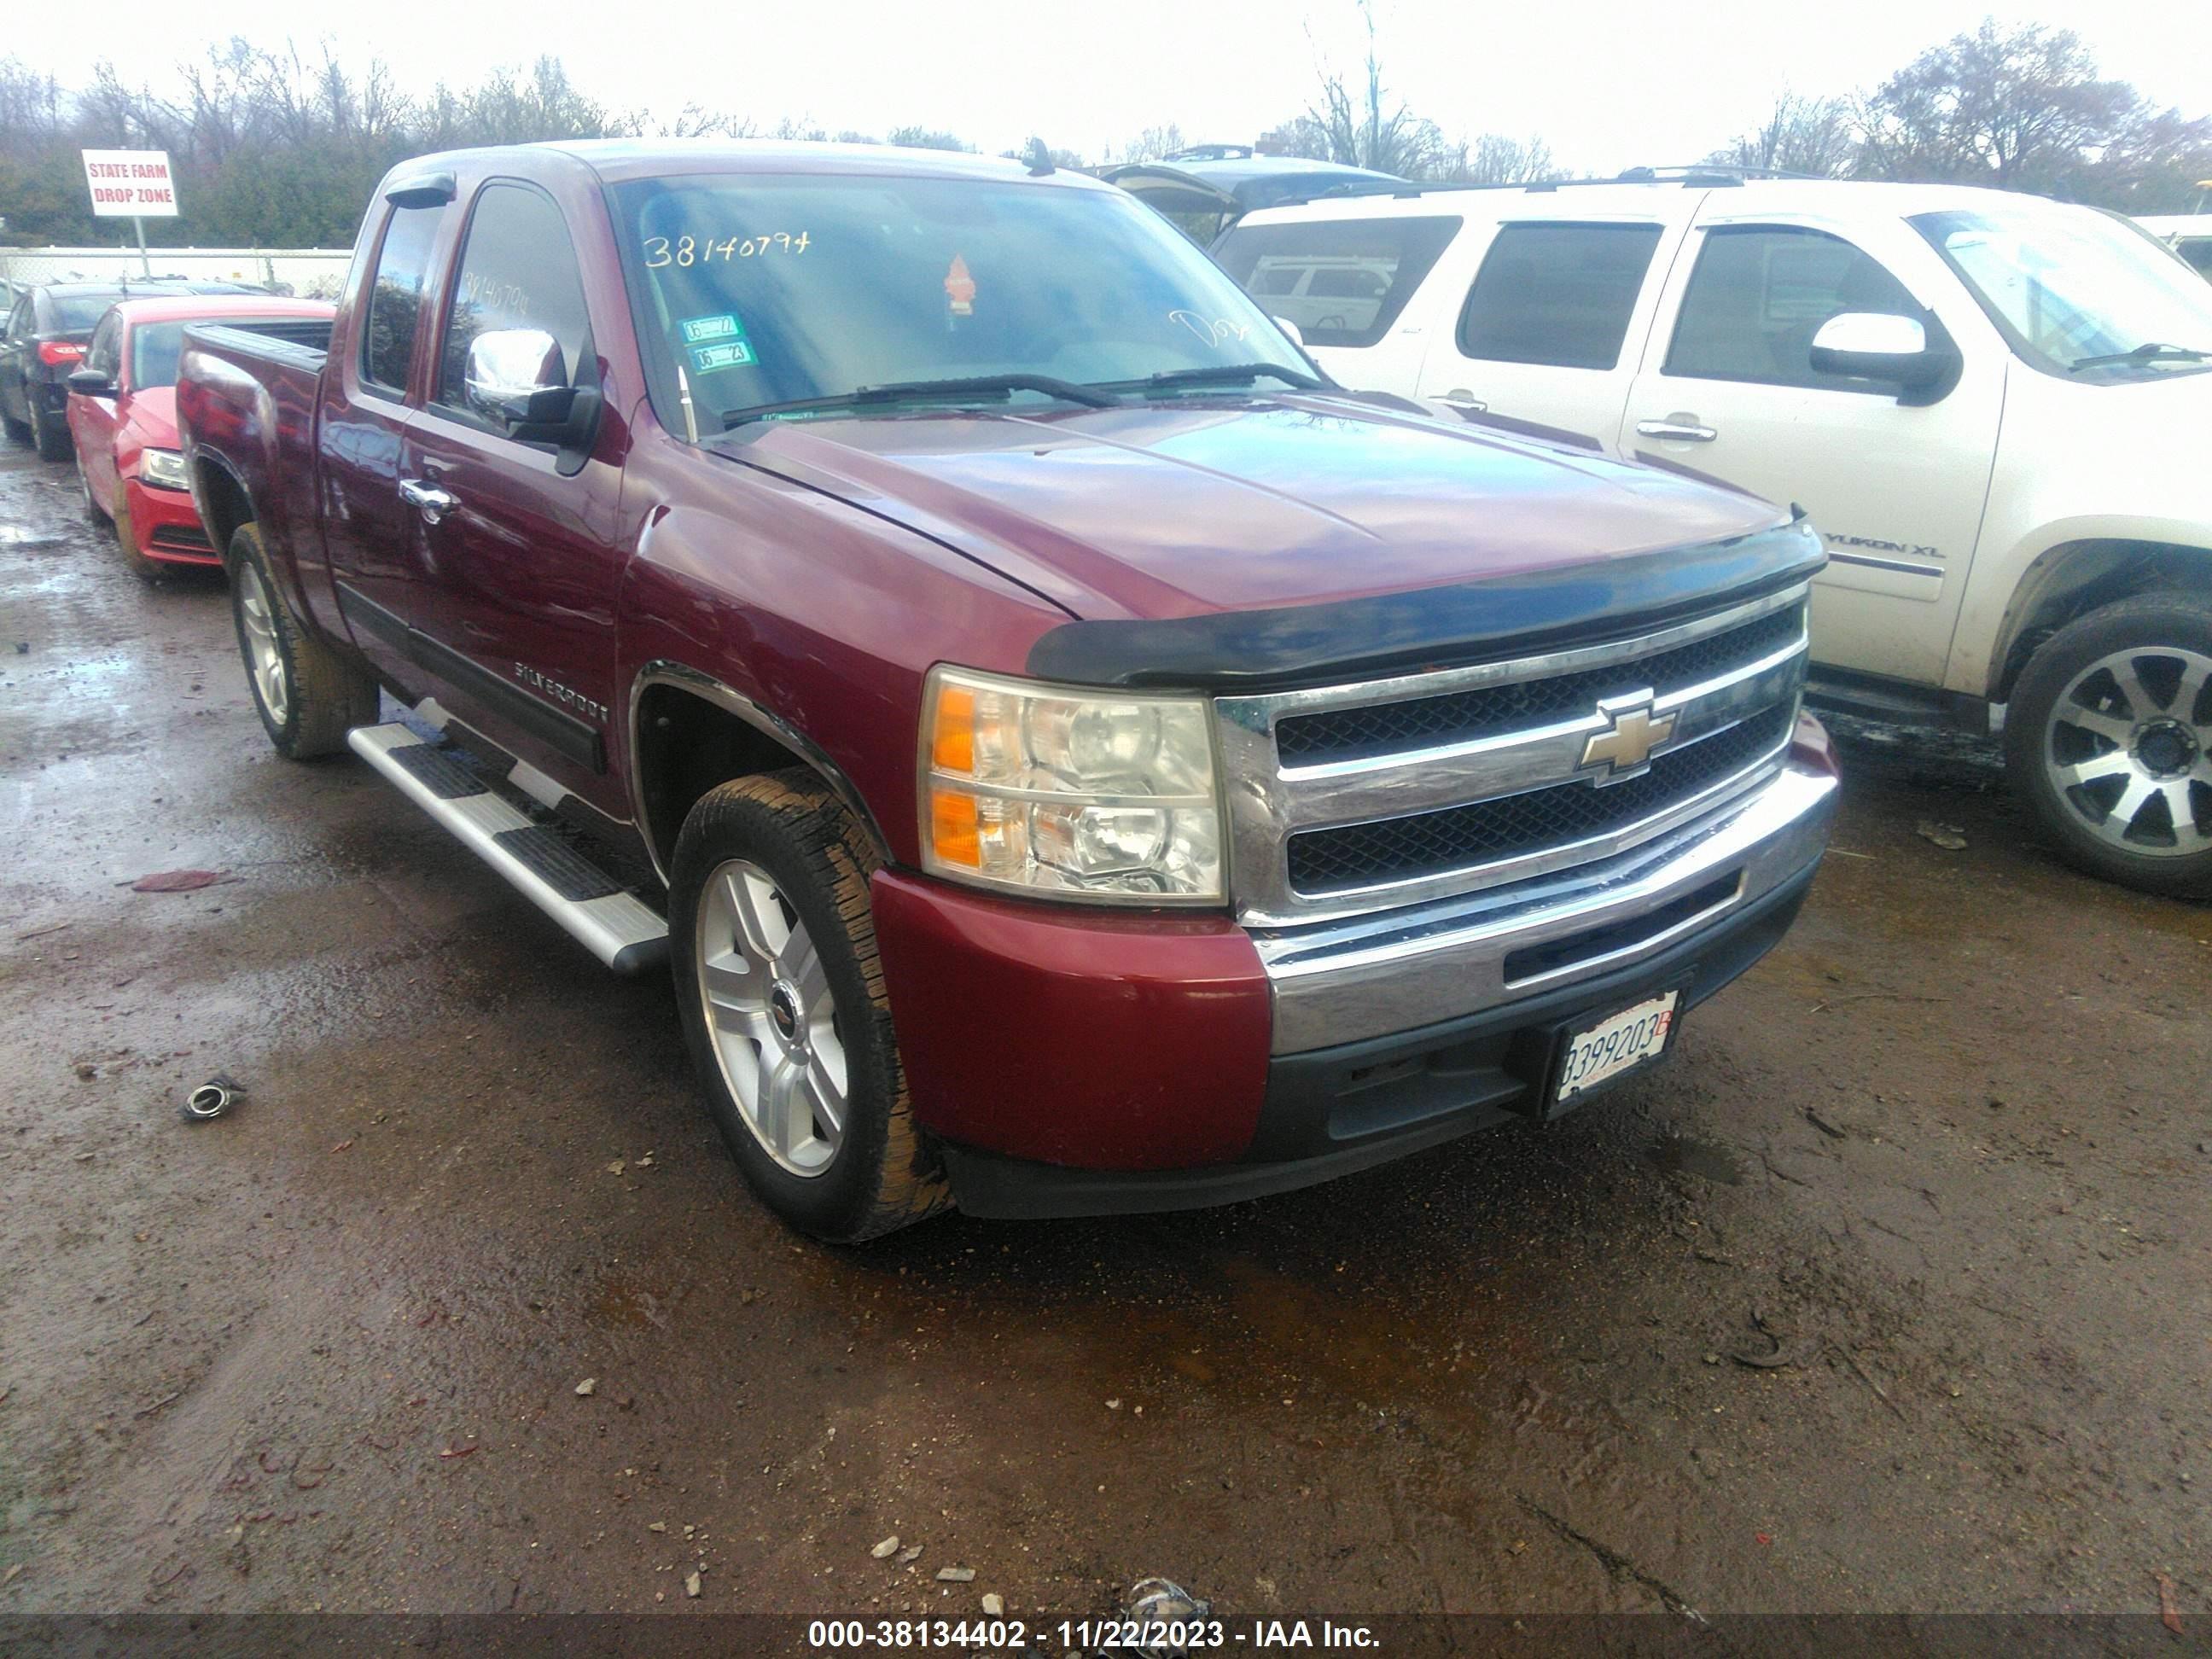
[434,182,593,427]
[1666,225,1918,392]
[1214,216,1462,348]
[361,203,445,396]
[1456,222,1663,370]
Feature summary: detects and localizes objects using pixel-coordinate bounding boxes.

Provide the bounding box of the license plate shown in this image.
[1554,989,1682,1104]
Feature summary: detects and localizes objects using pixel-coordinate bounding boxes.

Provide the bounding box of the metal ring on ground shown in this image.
[182,1085,233,1121]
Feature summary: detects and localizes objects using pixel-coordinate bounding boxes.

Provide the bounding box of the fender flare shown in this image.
[625,660,894,885]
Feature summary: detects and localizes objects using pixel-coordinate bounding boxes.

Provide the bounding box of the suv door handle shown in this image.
[1634,418,1717,443]
[399,478,457,525]
[1435,387,1488,410]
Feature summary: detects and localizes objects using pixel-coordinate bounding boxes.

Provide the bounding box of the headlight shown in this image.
[138,447,189,491]
[920,666,1224,904]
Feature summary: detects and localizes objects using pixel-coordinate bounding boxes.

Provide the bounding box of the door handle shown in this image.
[1435,387,1488,411]
[1634,418,1717,443]
[399,478,457,525]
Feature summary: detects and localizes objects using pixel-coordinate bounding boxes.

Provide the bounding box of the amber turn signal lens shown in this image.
[931,685,976,774]
[929,788,981,867]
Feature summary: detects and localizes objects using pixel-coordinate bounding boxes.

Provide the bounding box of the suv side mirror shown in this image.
[464,327,602,461]
[67,366,116,397]
[1809,311,1959,396]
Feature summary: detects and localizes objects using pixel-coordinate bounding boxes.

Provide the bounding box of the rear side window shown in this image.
[361,203,444,395]
[52,294,118,331]
[2177,238,2212,279]
[1665,225,1918,391]
[1214,216,1462,349]
[1456,222,1663,370]
[435,183,593,423]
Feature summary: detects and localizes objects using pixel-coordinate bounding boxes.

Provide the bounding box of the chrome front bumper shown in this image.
[1251,753,1837,1055]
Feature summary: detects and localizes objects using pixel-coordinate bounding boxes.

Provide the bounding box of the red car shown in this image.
[67,296,335,580]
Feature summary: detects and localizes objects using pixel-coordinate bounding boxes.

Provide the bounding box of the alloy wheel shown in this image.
[693,858,848,1177]
[2042,645,2212,856]
[235,562,290,725]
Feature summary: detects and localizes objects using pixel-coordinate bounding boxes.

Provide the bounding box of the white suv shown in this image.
[1218,176,2212,894]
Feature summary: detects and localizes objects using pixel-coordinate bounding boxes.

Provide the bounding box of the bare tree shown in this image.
[1706,92,1854,177]
[1458,132,1560,185]
[1109,124,1187,165]
[1272,0,1459,179]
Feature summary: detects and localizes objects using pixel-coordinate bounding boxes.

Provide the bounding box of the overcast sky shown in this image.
[10,0,2209,174]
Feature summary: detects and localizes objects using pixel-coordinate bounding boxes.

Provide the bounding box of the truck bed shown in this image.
[174,318,336,592]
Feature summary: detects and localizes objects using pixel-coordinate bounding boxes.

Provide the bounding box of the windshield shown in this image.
[1912,207,2212,381]
[611,172,1314,434]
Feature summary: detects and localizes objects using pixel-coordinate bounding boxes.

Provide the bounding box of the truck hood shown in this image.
[716,395,1791,626]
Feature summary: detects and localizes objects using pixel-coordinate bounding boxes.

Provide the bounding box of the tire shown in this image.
[114,498,171,585]
[2005,594,2212,897]
[79,454,110,522]
[668,770,950,1243]
[30,396,71,462]
[224,522,380,759]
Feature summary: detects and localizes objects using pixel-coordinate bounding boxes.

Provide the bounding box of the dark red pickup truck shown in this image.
[177,141,1837,1240]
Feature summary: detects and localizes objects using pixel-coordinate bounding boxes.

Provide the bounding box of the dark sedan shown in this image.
[2,280,256,461]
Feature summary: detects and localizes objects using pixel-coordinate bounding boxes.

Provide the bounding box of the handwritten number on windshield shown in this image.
[644,232,811,270]
[1171,310,1251,349]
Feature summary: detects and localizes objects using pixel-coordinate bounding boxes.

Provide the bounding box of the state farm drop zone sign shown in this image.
[82,149,180,218]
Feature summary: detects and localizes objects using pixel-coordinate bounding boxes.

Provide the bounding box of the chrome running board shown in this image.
[347,722,669,976]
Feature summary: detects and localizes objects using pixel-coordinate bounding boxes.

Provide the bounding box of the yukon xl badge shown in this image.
[1580,696,1677,781]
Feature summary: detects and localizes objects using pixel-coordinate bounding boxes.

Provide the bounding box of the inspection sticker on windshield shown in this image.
[680,312,748,346]
[682,313,755,371]
[1554,988,1681,1104]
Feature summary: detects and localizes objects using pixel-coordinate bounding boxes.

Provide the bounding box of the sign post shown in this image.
[80,148,179,277]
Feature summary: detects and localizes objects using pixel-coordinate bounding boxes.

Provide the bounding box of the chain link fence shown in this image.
[0,247,353,299]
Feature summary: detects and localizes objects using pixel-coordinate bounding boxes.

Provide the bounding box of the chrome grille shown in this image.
[1276,603,1806,764]
[1213,584,1811,927]
[1288,704,1794,893]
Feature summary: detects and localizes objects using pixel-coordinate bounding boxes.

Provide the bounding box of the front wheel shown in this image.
[668,771,949,1243]
[2005,594,2212,897]
[225,522,380,758]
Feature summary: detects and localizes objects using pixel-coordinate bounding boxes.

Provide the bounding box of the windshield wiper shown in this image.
[723,374,1115,429]
[2068,342,2211,372]
[1111,362,1330,393]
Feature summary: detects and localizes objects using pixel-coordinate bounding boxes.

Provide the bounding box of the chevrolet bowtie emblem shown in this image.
[1580,697,1677,777]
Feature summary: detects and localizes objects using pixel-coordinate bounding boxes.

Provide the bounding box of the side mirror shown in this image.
[67,366,115,397]
[463,327,602,457]
[1272,315,1307,348]
[1809,312,1955,390]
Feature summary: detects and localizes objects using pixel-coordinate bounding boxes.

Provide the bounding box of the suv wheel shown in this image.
[2005,594,2212,896]
[668,770,949,1242]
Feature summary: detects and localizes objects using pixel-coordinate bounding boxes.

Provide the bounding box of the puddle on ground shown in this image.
[1649,1134,1743,1185]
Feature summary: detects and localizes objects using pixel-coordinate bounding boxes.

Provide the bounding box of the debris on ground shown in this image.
[1913,821,1967,851]
[2157,1572,2182,1635]
[574,1378,597,1397]
[684,1570,701,1598]
[648,1522,666,1533]
[131,870,229,893]
[981,1592,1004,1615]
[1125,1578,1213,1653]
[1805,1108,1848,1140]
[181,1076,242,1122]
[870,1535,900,1559]
[897,1545,923,1564]
[606,1161,626,1177]
[935,1566,975,1582]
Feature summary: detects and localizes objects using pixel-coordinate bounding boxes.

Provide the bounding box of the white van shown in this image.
[1219,176,2212,894]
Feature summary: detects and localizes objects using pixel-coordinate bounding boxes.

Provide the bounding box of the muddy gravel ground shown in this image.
[2,440,2208,1633]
